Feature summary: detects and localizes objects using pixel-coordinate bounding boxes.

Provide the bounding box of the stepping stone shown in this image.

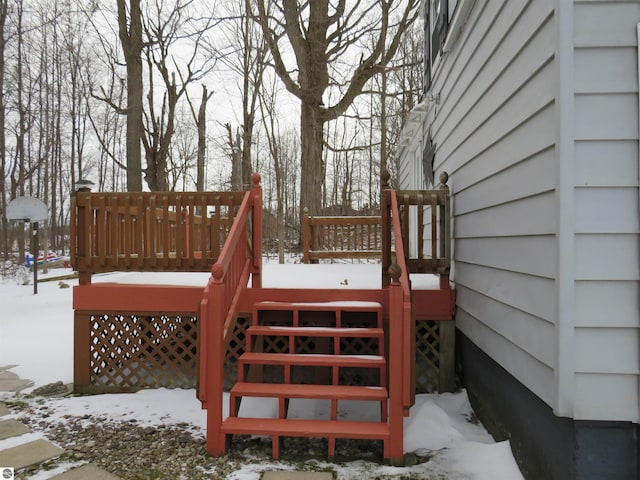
[0,378,34,393]
[0,403,8,416]
[0,419,30,440]
[50,464,122,480]
[0,439,63,470]
[262,473,333,480]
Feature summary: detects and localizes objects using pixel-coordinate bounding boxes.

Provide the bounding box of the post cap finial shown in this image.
[211,263,225,279]
[252,173,261,187]
[381,170,391,189]
[438,171,449,188]
[388,263,401,285]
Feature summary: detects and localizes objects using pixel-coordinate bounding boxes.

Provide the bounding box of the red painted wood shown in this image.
[246,325,384,338]
[230,382,387,401]
[221,417,390,440]
[412,288,456,320]
[239,352,385,368]
[241,288,387,314]
[251,174,263,288]
[254,300,383,312]
[73,177,456,465]
[73,284,204,312]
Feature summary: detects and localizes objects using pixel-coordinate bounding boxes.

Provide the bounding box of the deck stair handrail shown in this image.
[70,190,247,284]
[198,175,262,447]
[380,170,452,461]
[385,187,415,462]
[302,210,382,263]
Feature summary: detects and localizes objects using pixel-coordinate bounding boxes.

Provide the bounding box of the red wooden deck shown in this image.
[70,173,454,465]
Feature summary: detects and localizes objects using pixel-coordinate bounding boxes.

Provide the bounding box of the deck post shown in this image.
[206,265,228,456]
[381,171,391,287]
[302,208,310,264]
[73,311,91,390]
[251,174,262,288]
[439,319,456,392]
[387,264,405,465]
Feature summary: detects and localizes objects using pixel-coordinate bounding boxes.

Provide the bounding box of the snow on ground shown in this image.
[0,264,523,479]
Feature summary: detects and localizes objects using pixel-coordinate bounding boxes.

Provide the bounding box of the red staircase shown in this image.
[223,301,390,459]
[197,174,441,465]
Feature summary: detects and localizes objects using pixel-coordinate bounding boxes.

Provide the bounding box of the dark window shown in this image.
[422,133,436,187]
[431,0,449,63]
[423,0,452,95]
[424,9,431,94]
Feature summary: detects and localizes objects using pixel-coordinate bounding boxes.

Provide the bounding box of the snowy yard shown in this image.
[0,265,524,479]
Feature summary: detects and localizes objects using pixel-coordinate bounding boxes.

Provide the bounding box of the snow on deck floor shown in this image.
[90,263,442,290]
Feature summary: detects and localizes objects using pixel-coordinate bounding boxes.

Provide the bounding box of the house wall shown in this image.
[571,0,640,422]
[414,0,561,408]
[402,0,639,423]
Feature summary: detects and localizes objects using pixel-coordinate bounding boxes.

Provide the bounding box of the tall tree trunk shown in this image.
[117,0,143,191]
[16,0,26,262]
[257,0,420,240]
[0,0,7,259]
[196,85,209,192]
[299,102,324,220]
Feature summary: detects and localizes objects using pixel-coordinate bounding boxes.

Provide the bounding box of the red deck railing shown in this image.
[302,211,382,263]
[381,171,451,287]
[198,174,262,455]
[70,190,247,284]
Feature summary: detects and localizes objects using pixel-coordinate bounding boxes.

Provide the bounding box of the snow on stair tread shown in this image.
[247,325,384,337]
[231,382,387,400]
[255,301,382,310]
[239,352,385,367]
[221,417,390,439]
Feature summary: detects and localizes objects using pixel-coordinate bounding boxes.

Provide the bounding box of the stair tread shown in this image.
[222,417,390,439]
[239,352,385,367]
[255,301,382,311]
[247,325,384,337]
[231,382,387,400]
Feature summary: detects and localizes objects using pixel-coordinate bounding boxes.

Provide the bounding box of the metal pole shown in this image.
[32,221,38,295]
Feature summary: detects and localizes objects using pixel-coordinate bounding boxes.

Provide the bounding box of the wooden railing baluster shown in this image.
[71,191,249,281]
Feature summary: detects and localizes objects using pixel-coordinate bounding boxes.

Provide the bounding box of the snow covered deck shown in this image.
[87,263,442,290]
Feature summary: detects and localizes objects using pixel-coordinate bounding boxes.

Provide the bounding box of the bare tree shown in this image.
[256,0,420,228]
[0,0,8,260]
[143,1,218,191]
[183,83,212,192]
[116,0,144,191]
[217,0,269,191]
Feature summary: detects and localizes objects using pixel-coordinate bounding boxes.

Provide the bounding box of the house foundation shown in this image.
[459,333,639,480]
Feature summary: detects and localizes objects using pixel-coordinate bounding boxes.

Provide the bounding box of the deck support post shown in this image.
[73,311,91,391]
[439,320,456,392]
[205,267,227,456]
[387,265,405,465]
[251,174,262,288]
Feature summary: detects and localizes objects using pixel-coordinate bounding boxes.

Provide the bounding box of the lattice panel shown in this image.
[226,316,250,362]
[89,313,198,389]
[415,320,440,393]
[224,316,251,390]
[262,335,290,354]
[340,338,378,356]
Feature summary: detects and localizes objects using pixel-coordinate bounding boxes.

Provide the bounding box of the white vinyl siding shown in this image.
[571,0,640,421]
[574,373,639,421]
[415,0,560,406]
[399,0,639,422]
